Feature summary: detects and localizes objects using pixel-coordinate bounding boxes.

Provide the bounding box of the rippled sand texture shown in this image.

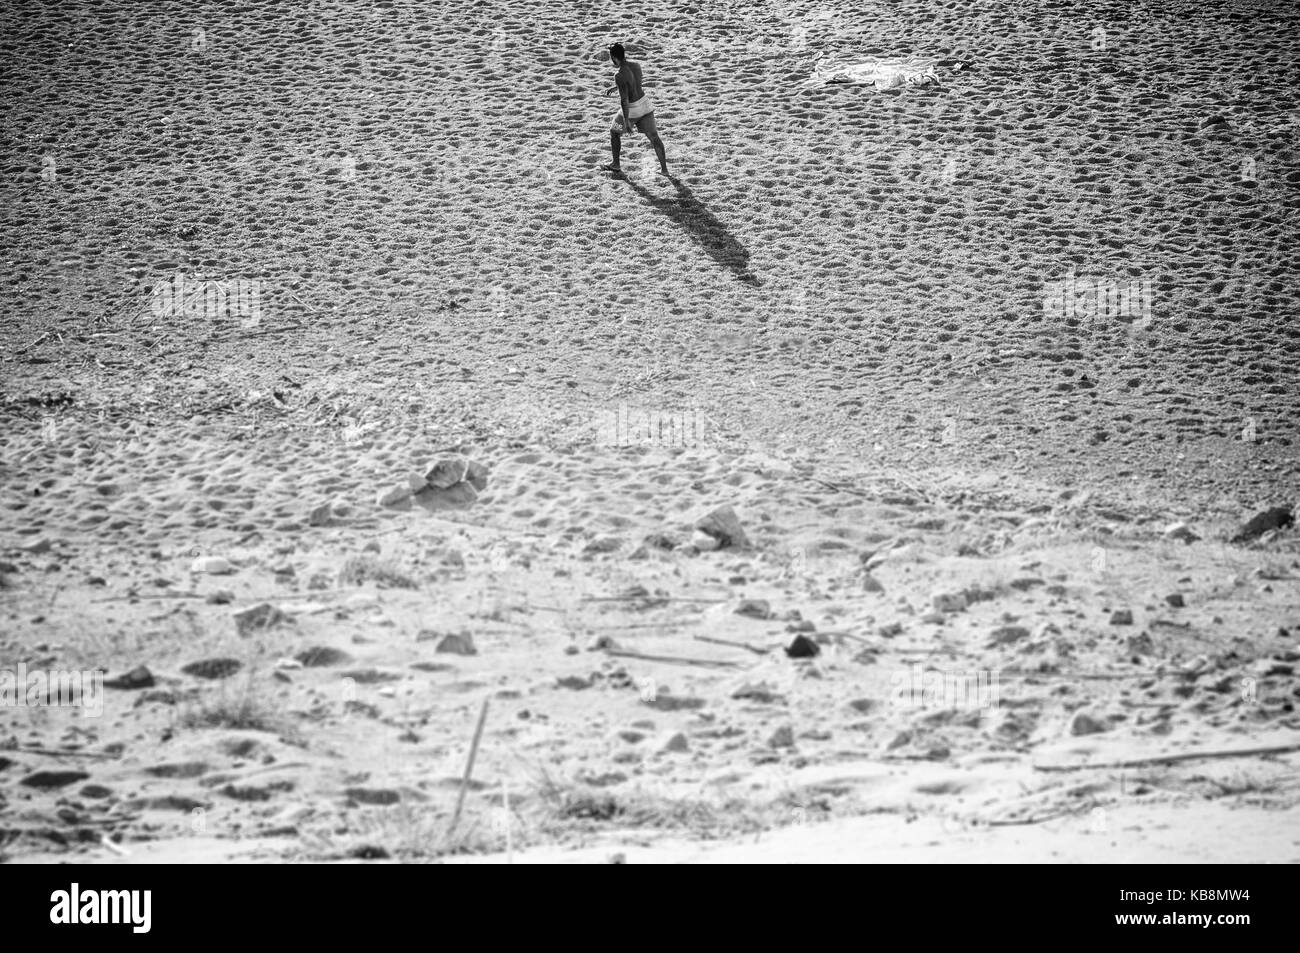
[3,0,1300,864]
[3,0,1299,501]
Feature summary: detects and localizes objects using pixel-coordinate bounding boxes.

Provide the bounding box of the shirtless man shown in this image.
[604,43,669,176]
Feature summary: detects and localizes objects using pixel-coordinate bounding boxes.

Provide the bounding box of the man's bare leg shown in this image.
[640,115,669,175]
[604,119,625,172]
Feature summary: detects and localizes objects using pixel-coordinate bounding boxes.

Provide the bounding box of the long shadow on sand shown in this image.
[622,175,760,287]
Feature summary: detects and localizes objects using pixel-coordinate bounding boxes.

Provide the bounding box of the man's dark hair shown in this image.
[609,42,625,63]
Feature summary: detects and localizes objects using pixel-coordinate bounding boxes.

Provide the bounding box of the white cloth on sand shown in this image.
[805,55,941,90]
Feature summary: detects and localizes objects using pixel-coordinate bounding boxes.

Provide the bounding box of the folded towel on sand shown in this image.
[806,55,941,90]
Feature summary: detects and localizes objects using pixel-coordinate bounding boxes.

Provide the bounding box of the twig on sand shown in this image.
[99,834,131,857]
[984,804,1094,827]
[1033,742,1300,773]
[17,331,52,354]
[693,634,769,655]
[446,697,490,843]
[581,595,728,604]
[16,746,115,759]
[278,288,321,313]
[92,591,203,603]
[233,321,307,340]
[587,620,694,631]
[816,629,875,644]
[606,648,741,669]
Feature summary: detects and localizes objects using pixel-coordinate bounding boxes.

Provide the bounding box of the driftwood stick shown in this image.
[606,648,740,669]
[581,595,727,604]
[693,634,769,655]
[446,697,491,841]
[1034,742,1300,773]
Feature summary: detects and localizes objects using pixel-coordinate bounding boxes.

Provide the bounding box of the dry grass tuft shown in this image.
[337,555,419,590]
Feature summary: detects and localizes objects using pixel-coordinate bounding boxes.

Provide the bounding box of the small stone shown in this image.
[232,602,289,636]
[694,504,751,550]
[21,770,90,789]
[80,784,114,800]
[308,501,337,527]
[181,658,242,680]
[988,625,1031,646]
[659,731,690,753]
[642,694,706,712]
[1109,609,1134,625]
[587,634,619,651]
[689,528,721,551]
[295,646,352,667]
[734,599,772,620]
[1126,632,1156,656]
[406,473,428,492]
[886,731,912,750]
[617,729,646,744]
[861,573,885,593]
[464,460,490,491]
[920,611,946,625]
[377,485,412,507]
[731,681,785,703]
[784,634,820,658]
[1165,593,1186,608]
[191,555,234,575]
[768,725,795,748]
[206,589,235,605]
[435,632,476,656]
[1069,711,1108,736]
[103,665,154,690]
[1163,522,1200,544]
[932,590,968,613]
[582,536,623,555]
[345,787,402,806]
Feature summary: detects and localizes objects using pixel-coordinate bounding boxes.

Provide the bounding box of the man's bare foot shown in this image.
[658,165,670,175]
[602,162,622,173]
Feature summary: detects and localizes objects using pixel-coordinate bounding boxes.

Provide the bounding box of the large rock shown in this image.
[425,459,465,488]
[423,457,487,490]
[1232,506,1294,543]
[694,504,751,550]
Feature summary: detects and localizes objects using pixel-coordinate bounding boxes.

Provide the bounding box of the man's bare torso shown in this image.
[616,60,646,105]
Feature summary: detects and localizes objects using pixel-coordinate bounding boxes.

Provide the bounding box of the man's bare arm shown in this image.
[616,75,631,124]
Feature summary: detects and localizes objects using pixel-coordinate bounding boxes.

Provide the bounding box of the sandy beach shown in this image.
[1,0,1298,863]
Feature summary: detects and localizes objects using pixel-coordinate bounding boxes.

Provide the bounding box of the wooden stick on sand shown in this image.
[446,697,491,842]
[1034,741,1300,773]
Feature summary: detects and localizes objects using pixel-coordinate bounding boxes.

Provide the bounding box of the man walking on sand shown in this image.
[604,43,669,176]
